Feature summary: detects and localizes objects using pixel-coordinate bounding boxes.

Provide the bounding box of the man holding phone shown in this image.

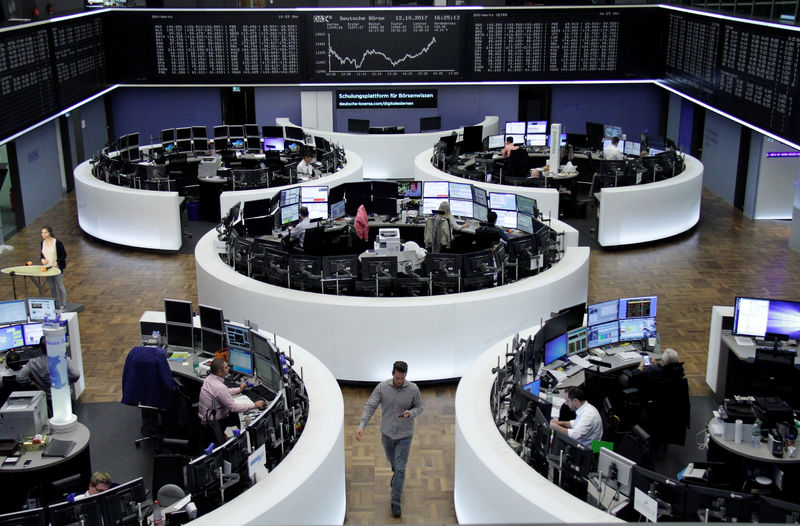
[355,361,424,518]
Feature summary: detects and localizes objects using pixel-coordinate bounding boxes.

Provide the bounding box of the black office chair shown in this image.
[615,425,654,470]
[302,226,326,256]
[507,147,530,177]
[600,397,621,443]
[474,226,502,250]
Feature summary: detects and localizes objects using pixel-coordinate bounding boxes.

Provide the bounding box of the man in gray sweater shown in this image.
[355,360,423,518]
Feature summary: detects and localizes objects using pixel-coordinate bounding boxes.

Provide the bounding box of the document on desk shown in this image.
[568,355,592,369]
[618,351,643,361]
[734,336,754,347]
[548,369,568,384]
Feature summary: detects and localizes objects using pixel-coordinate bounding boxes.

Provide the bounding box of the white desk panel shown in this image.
[195,231,589,382]
[596,154,703,247]
[74,160,184,251]
[188,335,345,526]
[455,329,623,524]
[277,117,499,181]
[218,151,364,220]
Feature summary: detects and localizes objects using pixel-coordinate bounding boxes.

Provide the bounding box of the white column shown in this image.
[44,319,77,432]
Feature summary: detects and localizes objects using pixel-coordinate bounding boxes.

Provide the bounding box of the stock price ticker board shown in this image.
[664,10,800,145]
[310,11,464,82]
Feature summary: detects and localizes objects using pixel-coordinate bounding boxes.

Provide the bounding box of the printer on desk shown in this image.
[0,391,48,442]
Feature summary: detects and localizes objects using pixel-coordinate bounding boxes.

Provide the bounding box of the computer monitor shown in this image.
[47,494,103,526]
[176,127,191,141]
[529,406,552,472]
[449,199,473,218]
[506,234,536,263]
[0,507,45,526]
[516,195,537,217]
[566,133,587,148]
[26,298,55,321]
[557,303,586,332]
[99,477,148,526]
[0,324,23,352]
[587,321,619,348]
[420,116,441,132]
[494,209,517,229]
[304,202,327,220]
[603,137,625,154]
[330,200,346,220]
[624,140,642,156]
[472,186,487,207]
[280,204,300,225]
[166,323,193,349]
[487,134,505,149]
[683,484,754,522]
[254,352,281,393]
[314,136,330,152]
[185,451,224,494]
[263,137,285,151]
[348,119,370,133]
[473,203,489,223]
[546,133,567,147]
[462,250,495,277]
[422,198,448,216]
[619,296,657,319]
[733,297,800,339]
[230,138,245,150]
[604,124,623,138]
[213,138,229,151]
[597,447,635,497]
[192,138,209,152]
[631,465,686,520]
[162,128,176,142]
[0,299,27,324]
[164,299,193,326]
[228,347,253,375]
[462,125,483,153]
[280,187,301,208]
[425,253,461,278]
[361,256,398,280]
[301,186,328,203]
[758,496,800,523]
[448,182,472,201]
[507,134,525,145]
[323,254,359,279]
[262,125,283,139]
[549,431,594,480]
[422,181,449,199]
[224,322,251,352]
[228,125,244,139]
[505,121,526,135]
[510,214,532,237]
[543,332,568,365]
[22,322,42,347]
[284,126,305,141]
[526,134,547,147]
[217,431,251,473]
[191,126,207,139]
[245,137,262,151]
[201,328,224,355]
[489,192,516,211]
[587,299,619,326]
[585,121,604,151]
[523,378,541,398]
[527,120,547,134]
[619,317,657,341]
[198,304,224,332]
[213,125,228,138]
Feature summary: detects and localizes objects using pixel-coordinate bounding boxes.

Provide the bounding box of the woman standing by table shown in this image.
[40,225,67,310]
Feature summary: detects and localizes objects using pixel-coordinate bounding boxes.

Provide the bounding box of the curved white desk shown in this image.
[196,227,589,382]
[414,147,562,227]
[189,334,345,526]
[596,154,703,247]
[277,116,499,181]
[74,159,184,250]
[454,328,622,524]
[219,151,363,217]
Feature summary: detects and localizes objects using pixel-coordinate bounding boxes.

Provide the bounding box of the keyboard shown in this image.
[244,383,276,403]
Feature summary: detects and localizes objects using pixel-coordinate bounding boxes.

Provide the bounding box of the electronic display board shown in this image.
[52,16,107,109]
[664,10,800,145]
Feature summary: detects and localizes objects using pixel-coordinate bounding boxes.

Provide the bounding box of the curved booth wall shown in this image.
[219,151,363,216]
[75,159,184,250]
[196,230,589,382]
[454,327,622,524]
[413,147,562,223]
[277,116,499,181]
[189,335,345,525]
[596,154,703,247]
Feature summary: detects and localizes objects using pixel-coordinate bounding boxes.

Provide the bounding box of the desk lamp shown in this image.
[44,318,78,432]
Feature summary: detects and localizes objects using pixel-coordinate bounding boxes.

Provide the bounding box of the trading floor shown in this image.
[1,187,800,524]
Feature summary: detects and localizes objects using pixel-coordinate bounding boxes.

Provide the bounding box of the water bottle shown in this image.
[751,419,761,448]
[152,500,164,526]
[192,350,199,375]
[545,386,553,405]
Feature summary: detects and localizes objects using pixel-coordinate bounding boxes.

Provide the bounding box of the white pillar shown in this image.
[44,319,77,432]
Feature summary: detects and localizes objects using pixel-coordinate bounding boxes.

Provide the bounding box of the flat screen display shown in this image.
[734,297,800,339]
[619,317,656,341]
[306,202,329,220]
[166,323,193,349]
[224,322,251,352]
[587,299,619,326]
[505,121,526,135]
[507,134,525,145]
[264,137,285,151]
[624,140,641,156]
[517,213,534,234]
[523,379,541,398]
[472,187,487,207]
[280,187,301,207]
[449,182,472,201]
[604,124,622,138]
[198,304,224,332]
[527,133,547,147]
[587,321,620,348]
[422,197,448,215]
[603,138,626,154]
[22,322,43,346]
[164,299,193,326]
[473,203,489,223]
[517,195,536,216]
[487,134,505,149]
[489,192,516,211]
[0,324,24,351]
[0,300,27,325]
[281,204,300,224]
[544,332,568,365]
[527,120,547,134]
[228,347,253,375]
[301,186,328,203]
[494,209,517,229]
[27,298,56,321]
[330,200,346,219]
[618,296,657,319]
[547,133,567,147]
[423,181,449,198]
[449,199,473,218]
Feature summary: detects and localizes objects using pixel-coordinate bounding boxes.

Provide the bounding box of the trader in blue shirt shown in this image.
[356,360,424,518]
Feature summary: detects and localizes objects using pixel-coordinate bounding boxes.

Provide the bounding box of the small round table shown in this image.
[1,265,61,298]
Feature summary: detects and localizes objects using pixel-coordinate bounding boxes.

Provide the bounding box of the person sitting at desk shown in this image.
[69,471,113,502]
[296,153,316,180]
[603,137,624,160]
[15,336,81,405]
[198,358,265,434]
[550,386,603,447]
[424,201,468,253]
[289,206,312,249]
[502,136,519,158]
[479,211,508,244]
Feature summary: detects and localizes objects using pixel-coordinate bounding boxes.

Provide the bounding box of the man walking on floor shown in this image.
[355,360,424,518]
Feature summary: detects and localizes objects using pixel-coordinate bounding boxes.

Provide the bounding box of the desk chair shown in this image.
[615,425,654,470]
[507,148,530,177]
[474,226,502,250]
[152,454,190,498]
